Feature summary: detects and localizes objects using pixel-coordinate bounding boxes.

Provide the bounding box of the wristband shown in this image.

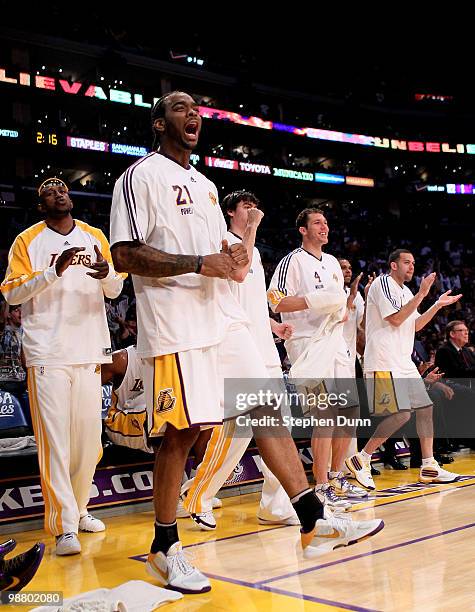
[195,255,204,274]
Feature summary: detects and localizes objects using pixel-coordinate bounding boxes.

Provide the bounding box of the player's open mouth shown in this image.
[185,122,199,137]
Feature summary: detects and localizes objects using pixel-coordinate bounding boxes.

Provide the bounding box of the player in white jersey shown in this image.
[182,190,298,530]
[110,92,383,594]
[339,259,365,367]
[346,249,462,490]
[1,178,124,556]
[268,209,368,507]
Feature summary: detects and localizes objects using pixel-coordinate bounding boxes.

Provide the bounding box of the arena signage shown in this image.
[66,136,109,152]
[207,156,374,187]
[2,67,474,155]
[423,184,475,194]
[273,167,314,181]
[0,128,19,138]
[111,143,148,157]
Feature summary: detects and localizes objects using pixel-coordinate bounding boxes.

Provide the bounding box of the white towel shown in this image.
[32,580,183,612]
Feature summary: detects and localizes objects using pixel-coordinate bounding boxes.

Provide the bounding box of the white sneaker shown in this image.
[212,497,222,509]
[345,453,376,490]
[330,472,369,499]
[301,516,384,558]
[190,511,216,531]
[78,514,105,533]
[315,484,352,510]
[258,515,300,526]
[56,533,81,556]
[146,541,211,594]
[176,495,191,518]
[419,461,460,484]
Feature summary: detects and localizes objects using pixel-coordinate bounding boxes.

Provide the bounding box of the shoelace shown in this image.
[58,533,76,543]
[324,485,340,502]
[4,551,28,572]
[320,515,350,533]
[170,550,195,576]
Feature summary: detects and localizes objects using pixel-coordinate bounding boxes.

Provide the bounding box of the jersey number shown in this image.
[173,185,194,206]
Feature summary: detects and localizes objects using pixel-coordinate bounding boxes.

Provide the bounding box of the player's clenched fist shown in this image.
[247,208,264,227]
[55,247,85,277]
[200,253,234,279]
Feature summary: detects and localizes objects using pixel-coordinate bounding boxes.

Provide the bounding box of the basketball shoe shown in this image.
[190,511,216,531]
[0,541,45,592]
[301,516,384,558]
[315,484,352,510]
[419,460,460,484]
[146,541,210,594]
[330,472,368,499]
[345,452,375,490]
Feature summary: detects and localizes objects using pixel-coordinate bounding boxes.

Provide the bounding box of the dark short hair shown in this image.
[296,208,326,230]
[388,249,413,266]
[446,320,467,339]
[221,190,260,215]
[150,90,195,149]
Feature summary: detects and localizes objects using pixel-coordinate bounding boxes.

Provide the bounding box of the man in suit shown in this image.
[435,321,475,383]
[435,320,475,445]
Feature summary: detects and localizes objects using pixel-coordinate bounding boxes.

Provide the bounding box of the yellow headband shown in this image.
[37,177,68,196]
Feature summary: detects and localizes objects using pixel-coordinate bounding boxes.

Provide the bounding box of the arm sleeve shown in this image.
[267,254,300,312]
[110,169,154,247]
[95,230,126,299]
[373,276,401,319]
[0,235,60,305]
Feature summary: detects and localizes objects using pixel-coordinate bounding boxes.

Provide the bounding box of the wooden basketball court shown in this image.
[3,454,475,611]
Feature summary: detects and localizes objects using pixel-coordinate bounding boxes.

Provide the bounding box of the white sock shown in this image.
[328,471,340,479]
[422,457,435,466]
[360,449,372,461]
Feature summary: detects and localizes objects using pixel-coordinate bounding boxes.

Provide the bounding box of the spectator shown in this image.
[0,303,26,395]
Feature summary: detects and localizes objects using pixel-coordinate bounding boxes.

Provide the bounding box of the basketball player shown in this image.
[0,539,44,593]
[267,209,366,508]
[346,249,462,490]
[182,190,299,530]
[1,178,124,555]
[110,91,384,595]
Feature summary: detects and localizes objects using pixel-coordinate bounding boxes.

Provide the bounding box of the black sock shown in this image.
[151,521,178,554]
[291,488,324,533]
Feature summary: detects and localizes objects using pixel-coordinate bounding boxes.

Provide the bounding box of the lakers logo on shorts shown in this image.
[371,372,399,416]
[95,364,101,374]
[131,417,141,431]
[156,388,176,413]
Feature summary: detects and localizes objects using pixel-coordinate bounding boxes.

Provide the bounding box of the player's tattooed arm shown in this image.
[111,242,234,279]
[112,242,199,278]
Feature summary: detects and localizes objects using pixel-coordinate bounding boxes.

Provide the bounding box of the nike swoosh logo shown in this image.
[318,528,341,539]
[148,555,168,581]
[4,575,21,590]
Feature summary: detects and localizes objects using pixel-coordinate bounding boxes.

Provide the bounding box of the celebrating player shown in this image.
[1,178,124,555]
[346,249,462,489]
[110,91,384,595]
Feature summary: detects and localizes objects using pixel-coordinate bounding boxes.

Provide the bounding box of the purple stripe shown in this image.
[350,478,475,512]
[204,572,381,612]
[175,353,191,427]
[121,177,140,241]
[258,520,475,586]
[124,153,154,241]
[127,153,155,237]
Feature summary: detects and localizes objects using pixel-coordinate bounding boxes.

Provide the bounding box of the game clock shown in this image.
[36,131,58,145]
